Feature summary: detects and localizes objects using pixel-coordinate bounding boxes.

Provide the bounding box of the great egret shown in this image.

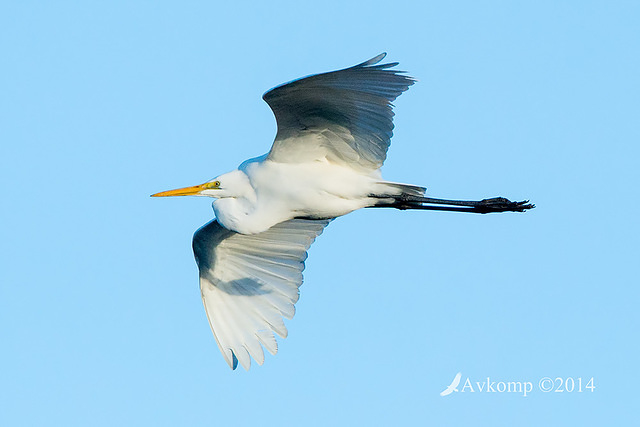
[152,53,533,370]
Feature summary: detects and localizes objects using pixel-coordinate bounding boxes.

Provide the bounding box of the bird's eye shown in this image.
[213,181,221,187]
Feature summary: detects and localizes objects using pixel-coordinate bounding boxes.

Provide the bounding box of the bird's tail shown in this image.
[370,181,427,209]
[379,182,426,198]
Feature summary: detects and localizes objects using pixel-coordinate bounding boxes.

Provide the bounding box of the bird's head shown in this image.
[151,171,249,199]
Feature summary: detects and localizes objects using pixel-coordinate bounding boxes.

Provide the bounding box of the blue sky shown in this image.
[1,1,638,425]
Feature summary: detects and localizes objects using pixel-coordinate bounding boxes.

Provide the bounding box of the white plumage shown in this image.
[193,218,329,370]
[153,53,533,369]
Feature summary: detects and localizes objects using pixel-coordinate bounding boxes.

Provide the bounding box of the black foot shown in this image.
[474,197,535,214]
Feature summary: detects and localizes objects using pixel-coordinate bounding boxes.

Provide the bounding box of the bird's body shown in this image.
[440,372,463,396]
[153,53,533,370]
[211,154,416,234]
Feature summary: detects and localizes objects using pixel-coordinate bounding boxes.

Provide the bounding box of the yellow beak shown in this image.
[151,183,209,197]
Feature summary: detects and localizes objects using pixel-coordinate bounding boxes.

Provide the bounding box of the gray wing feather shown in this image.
[263,53,415,171]
[192,218,330,370]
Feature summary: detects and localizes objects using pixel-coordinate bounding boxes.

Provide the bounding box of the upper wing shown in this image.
[192,218,330,370]
[263,53,415,171]
[452,372,462,388]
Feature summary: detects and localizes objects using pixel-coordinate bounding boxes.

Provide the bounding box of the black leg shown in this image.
[381,195,535,214]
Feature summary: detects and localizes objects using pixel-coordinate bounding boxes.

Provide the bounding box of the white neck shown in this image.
[213,197,266,234]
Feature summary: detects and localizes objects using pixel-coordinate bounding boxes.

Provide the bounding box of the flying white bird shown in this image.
[440,372,463,396]
[153,53,533,370]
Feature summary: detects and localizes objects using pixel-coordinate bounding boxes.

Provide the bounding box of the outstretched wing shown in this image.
[263,53,415,171]
[439,388,453,397]
[451,372,462,388]
[192,218,330,370]
[440,372,462,396]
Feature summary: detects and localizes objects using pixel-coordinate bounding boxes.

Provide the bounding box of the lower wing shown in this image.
[192,218,330,370]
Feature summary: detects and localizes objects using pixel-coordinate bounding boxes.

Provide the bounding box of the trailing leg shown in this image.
[370,193,535,214]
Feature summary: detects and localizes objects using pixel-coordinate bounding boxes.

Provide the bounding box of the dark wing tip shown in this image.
[262,53,411,102]
[231,352,238,370]
[356,52,387,67]
[353,53,402,70]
